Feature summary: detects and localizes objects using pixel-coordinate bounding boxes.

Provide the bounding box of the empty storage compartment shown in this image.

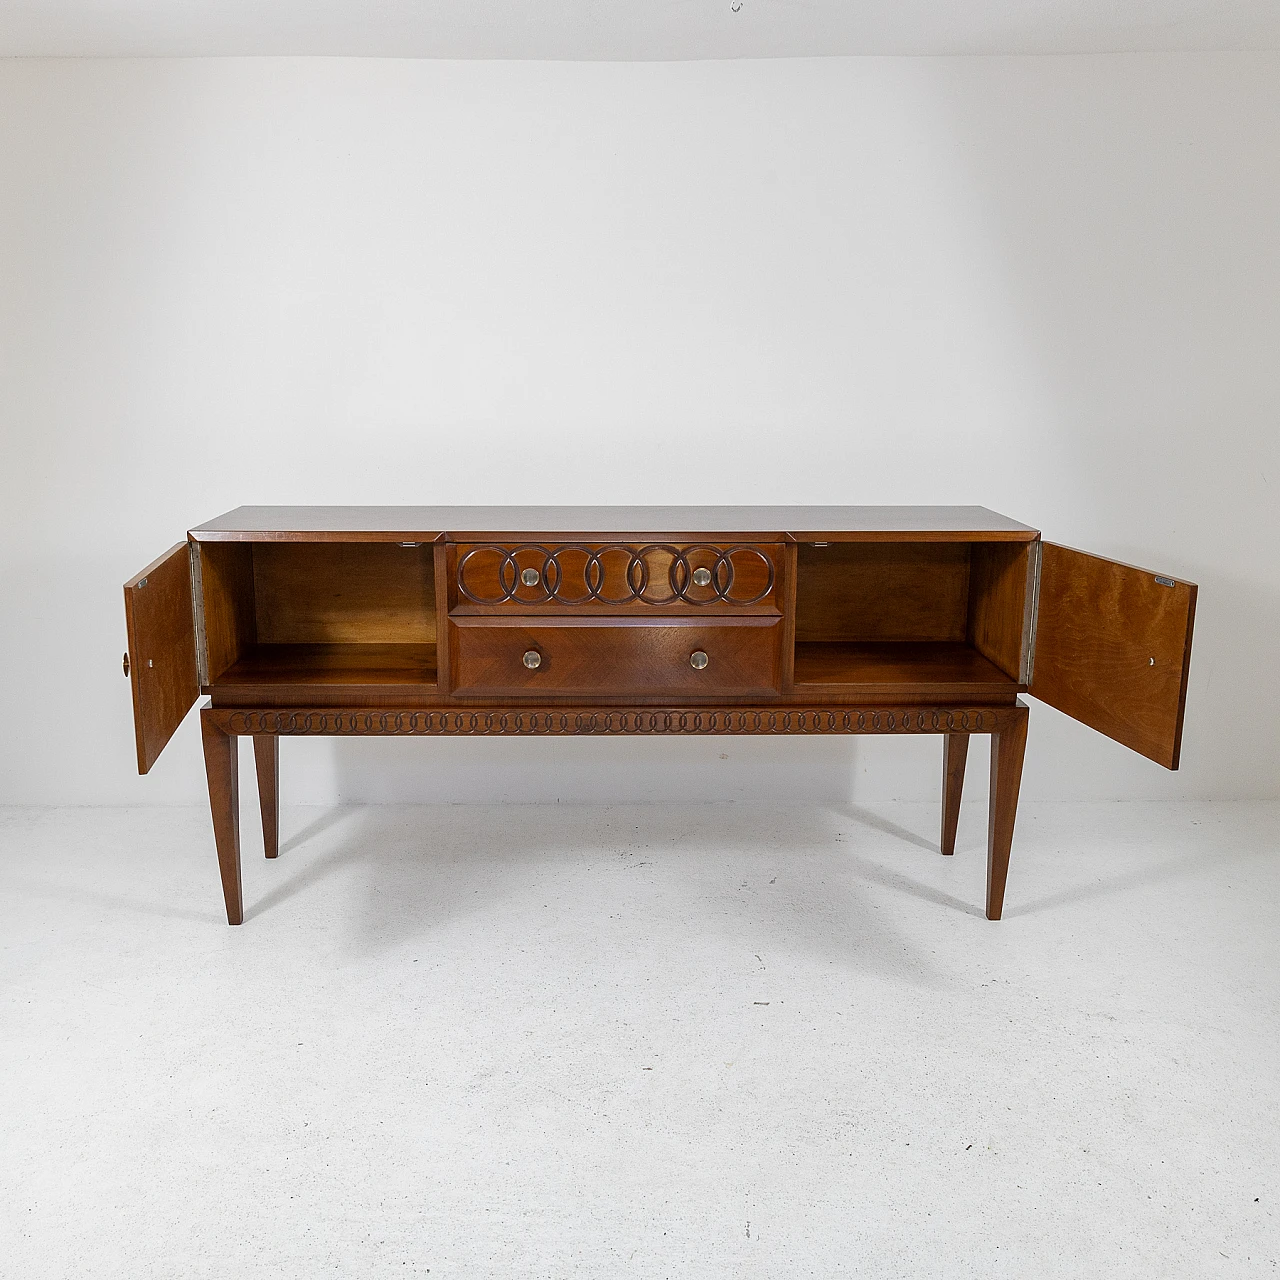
[197,541,437,700]
[793,541,1033,696]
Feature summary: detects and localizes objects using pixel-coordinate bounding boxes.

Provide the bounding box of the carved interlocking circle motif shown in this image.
[457,544,775,607]
[220,707,995,737]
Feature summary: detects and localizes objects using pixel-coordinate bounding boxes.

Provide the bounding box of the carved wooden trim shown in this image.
[456,543,776,607]
[211,705,1013,737]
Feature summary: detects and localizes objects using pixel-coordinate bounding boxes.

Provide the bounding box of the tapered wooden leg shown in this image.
[986,704,1029,921]
[201,710,242,926]
[940,733,969,856]
[253,735,279,859]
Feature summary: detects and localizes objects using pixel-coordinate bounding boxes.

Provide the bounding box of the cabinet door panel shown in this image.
[1030,543,1196,769]
[124,542,199,773]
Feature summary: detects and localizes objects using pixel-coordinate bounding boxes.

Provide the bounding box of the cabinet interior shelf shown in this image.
[793,641,1018,696]
[209,640,1015,698]
[214,643,438,693]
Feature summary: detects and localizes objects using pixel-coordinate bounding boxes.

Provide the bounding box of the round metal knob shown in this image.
[691,566,712,588]
[520,567,541,587]
[522,649,542,670]
[122,652,130,677]
[690,650,709,670]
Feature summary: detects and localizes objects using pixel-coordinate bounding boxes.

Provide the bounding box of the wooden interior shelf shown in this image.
[793,641,1019,697]
[214,643,437,694]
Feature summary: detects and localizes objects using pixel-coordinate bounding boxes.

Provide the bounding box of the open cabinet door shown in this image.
[1030,543,1196,769]
[124,542,200,774]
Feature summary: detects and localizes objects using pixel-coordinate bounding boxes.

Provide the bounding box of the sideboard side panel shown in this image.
[434,542,453,693]
[200,542,257,684]
[968,541,1033,682]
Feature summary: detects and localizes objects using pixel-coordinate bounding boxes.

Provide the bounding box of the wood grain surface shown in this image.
[214,642,437,705]
[452,542,779,613]
[793,641,1018,699]
[123,542,199,773]
[253,542,435,644]
[189,505,1040,542]
[450,617,781,698]
[1030,544,1196,769]
[795,542,971,642]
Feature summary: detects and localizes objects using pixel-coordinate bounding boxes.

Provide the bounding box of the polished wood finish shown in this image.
[1030,544,1197,768]
[196,540,255,684]
[434,543,453,694]
[214,643,437,706]
[123,543,199,773]
[452,542,780,614]
[210,703,1009,737]
[778,542,798,694]
[122,507,1198,925]
[968,541,1035,681]
[450,617,780,698]
[190,505,1040,543]
[253,735,279,859]
[941,733,969,856]
[200,710,242,925]
[795,542,971,643]
[986,703,1029,921]
[254,542,435,644]
[793,641,1017,700]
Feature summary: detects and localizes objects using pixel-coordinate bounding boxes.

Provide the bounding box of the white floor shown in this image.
[1,800,1277,1278]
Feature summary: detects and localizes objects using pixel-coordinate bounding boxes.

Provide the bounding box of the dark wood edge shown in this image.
[188,530,448,544]
[448,614,782,631]
[779,531,1039,544]
[434,543,452,694]
[1169,583,1198,771]
[1039,542,1198,589]
[190,529,1042,545]
[793,680,1026,699]
[204,702,1028,737]
[448,603,784,617]
[123,541,191,775]
[779,543,798,694]
[124,541,190,590]
[122,577,149,773]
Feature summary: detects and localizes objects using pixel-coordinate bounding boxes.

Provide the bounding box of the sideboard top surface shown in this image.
[190,505,1040,543]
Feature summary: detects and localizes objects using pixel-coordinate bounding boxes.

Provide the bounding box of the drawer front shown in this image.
[450,618,781,697]
[453,543,779,613]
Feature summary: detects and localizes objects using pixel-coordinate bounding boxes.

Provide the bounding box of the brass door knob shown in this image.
[690,650,709,670]
[692,567,712,587]
[521,567,541,587]
[523,650,542,669]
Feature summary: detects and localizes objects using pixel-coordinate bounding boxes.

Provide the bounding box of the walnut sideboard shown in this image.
[122,506,1196,925]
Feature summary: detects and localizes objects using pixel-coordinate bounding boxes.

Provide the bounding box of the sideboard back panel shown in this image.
[795,542,971,643]
[252,543,436,645]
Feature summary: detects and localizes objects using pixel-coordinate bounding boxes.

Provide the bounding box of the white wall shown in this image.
[1,54,1276,807]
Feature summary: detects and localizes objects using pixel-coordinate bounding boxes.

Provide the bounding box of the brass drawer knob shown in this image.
[520,567,541,587]
[690,650,709,670]
[692,566,712,587]
[523,649,542,670]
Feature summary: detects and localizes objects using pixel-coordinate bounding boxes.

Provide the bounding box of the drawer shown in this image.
[449,617,781,697]
[452,543,780,613]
